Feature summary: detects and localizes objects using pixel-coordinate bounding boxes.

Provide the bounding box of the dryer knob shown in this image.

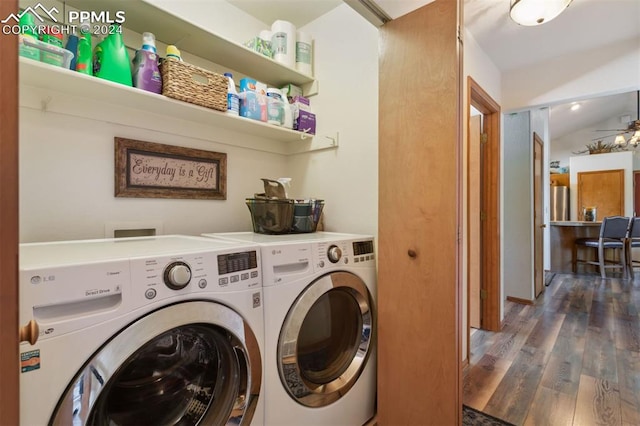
[327,245,342,263]
[164,262,192,290]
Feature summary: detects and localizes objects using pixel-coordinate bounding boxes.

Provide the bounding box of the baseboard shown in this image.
[506,296,534,305]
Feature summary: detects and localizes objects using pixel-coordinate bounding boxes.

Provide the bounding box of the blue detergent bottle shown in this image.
[132,32,162,94]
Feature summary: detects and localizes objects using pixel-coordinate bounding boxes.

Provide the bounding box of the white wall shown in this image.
[503,111,534,301]
[286,4,379,236]
[19,108,287,242]
[502,39,640,111]
[569,151,635,221]
[19,1,379,242]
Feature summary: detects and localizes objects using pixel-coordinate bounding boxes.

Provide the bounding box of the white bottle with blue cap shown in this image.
[225,72,240,115]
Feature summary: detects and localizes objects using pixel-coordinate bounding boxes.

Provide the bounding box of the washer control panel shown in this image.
[131,249,261,303]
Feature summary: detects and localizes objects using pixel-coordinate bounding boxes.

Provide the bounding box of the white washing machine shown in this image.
[202,232,377,426]
[19,235,264,426]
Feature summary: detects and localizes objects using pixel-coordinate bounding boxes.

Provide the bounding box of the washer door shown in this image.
[50,301,261,426]
[278,271,374,407]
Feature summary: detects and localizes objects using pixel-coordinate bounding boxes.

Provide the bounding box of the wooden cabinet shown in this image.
[550,173,569,187]
[577,169,624,220]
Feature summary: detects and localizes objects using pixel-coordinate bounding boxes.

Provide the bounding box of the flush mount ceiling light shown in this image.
[509,0,574,26]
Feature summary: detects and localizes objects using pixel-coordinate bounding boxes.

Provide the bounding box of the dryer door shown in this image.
[50,301,261,426]
[278,271,374,407]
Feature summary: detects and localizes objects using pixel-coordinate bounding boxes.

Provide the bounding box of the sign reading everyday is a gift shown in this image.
[115,137,227,200]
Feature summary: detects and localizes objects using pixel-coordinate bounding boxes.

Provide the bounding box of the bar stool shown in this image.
[626,217,640,278]
[573,216,631,279]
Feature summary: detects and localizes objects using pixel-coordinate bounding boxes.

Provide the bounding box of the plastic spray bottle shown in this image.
[132,32,162,94]
[224,72,239,115]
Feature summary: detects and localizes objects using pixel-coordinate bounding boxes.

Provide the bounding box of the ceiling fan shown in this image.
[594,90,640,135]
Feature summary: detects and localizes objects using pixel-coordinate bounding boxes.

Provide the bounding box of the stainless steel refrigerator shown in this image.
[551,186,569,221]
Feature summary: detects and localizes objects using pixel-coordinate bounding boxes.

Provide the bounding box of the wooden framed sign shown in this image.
[115,138,227,200]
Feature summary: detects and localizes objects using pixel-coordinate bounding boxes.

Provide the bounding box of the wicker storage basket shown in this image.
[161,59,228,112]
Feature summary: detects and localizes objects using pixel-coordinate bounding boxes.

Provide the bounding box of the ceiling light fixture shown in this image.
[614,131,640,148]
[509,0,574,26]
[570,103,580,111]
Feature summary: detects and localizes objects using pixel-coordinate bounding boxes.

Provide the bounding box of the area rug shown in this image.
[463,405,515,426]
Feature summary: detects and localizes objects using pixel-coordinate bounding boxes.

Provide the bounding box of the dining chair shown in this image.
[573,216,631,279]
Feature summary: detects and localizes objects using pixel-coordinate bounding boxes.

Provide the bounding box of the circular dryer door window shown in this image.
[278,271,374,407]
[50,301,262,425]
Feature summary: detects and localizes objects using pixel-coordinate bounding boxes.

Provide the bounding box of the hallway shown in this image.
[464,273,640,425]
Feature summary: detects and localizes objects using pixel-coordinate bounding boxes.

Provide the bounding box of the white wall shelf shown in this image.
[62,0,318,96]
[19,58,331,155]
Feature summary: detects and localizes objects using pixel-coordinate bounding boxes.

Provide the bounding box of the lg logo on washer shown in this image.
[30,275,55,284]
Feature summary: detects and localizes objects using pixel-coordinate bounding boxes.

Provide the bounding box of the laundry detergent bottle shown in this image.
[132,32,162,94]
[93,26,133,86]
[75,24,92,75]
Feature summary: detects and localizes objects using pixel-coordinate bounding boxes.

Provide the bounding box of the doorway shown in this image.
[466,77,501,361]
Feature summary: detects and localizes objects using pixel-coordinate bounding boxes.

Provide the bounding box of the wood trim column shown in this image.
[0,0,20,424]
[378,1,461,424]
[467,77,501,332]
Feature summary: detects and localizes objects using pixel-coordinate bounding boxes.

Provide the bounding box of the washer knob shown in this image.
[327,245,342,263]
[164,262,191,290]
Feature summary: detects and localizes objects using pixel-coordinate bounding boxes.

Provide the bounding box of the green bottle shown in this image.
[75,24,92,75]
[93,26,132,86]
[18,12,40,61]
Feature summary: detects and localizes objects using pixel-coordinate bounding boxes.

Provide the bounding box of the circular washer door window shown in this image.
[51,301,262,425]
[278,271,374,407]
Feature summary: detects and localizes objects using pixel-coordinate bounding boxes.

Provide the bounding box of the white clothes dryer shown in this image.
[202,232,377,426]
[19,235,264,426]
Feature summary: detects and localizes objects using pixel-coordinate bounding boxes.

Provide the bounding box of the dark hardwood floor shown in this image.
[464,273,640,426]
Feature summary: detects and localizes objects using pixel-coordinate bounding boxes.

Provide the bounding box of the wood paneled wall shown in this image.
[378,0,462,424]
[0,0,20,424]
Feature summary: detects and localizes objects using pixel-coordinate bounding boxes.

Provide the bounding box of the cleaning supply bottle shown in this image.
[40,27,64,67]
[132,32,162,94]
[75,24,92,75]
[18,13,40,61]
[93,26,133,86]
[65,29,79,71]
[224,72,239,115]
[165,45,182,61]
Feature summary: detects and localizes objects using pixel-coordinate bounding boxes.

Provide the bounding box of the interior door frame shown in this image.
[533,133,544,297]
[0,0,20,423]
[466,76,501,352]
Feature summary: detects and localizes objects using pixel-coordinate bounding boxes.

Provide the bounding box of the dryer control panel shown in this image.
[313,239,375,271]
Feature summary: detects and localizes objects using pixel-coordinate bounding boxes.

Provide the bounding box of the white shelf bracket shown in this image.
[288,132,339,155]
[325,132,339,147]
